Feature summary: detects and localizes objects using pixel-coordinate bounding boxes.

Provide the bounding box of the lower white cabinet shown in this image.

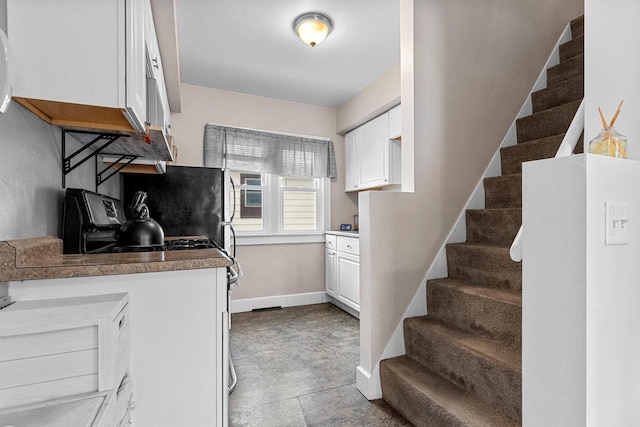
[325,247,337,297]
[325,232,360,316]
[6,268,228,427]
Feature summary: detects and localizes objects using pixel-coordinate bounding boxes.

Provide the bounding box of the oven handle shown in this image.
[227,265,239,287]
[229,175,236,222]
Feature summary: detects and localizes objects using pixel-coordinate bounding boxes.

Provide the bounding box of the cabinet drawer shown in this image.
[0,293,130,410]
[337,236,359,255]
[325,234,337,249]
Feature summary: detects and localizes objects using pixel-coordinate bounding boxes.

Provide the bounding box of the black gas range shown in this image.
[62,188,223,254]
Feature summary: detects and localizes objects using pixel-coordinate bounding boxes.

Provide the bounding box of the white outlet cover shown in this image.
[605,201,629,245]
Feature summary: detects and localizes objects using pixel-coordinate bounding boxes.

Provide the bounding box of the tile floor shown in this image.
[229,303,411,427]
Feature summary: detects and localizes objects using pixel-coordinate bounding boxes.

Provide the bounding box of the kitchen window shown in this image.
[230,170,329,244]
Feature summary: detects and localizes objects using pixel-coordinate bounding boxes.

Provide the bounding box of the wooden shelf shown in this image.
[69,127,173,162]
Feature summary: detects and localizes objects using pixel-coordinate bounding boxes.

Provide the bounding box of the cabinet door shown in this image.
[8,0,121,107]
[144,0,171,134]
[325,249,337,297]
[344,130,359,192]
[337,252,359,311]
[124,0,147,132]
[357,113,390,189]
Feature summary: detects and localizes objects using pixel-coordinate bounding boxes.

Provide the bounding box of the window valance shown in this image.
[203,124,337,178]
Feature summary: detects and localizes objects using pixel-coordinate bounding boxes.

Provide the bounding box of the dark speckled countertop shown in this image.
[0,236,233,282]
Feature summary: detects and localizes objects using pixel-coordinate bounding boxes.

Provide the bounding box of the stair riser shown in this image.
[446,245,521,290]
[559,35,584,62]
[427,282,521,348]
[571,18,584,38]
[532,74,583,113]
[516,100,581,143]
[547,54,583,87]
[484,175,522,209]
[380,363,463,427]
[501,136,563,175]
[466,209,521,245]
[404,320,522,422]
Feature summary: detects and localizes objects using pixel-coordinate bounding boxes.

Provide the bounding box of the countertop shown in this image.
[325,230,359,238]
[0,236,234,282]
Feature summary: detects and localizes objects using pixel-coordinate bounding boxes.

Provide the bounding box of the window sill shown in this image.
[234,233,325,246]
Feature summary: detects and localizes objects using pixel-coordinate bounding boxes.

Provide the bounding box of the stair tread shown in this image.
[448,241,512,250]
[381,355,520,427]
[466,207,522,213]
[485,172,521,181]
[532,74,583,113]
[547,54,584,86]
[429,278,522,306]
[407,316,522,373]
[512,132,565,147]
[520,99,582,121]
[542,71,583,92]
[559,35,584,62]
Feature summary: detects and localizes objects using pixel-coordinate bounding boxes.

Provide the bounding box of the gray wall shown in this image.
[0,102,120,240]
[0,1,119,240]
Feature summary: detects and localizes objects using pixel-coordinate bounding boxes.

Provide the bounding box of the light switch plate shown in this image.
[605,201,629,245]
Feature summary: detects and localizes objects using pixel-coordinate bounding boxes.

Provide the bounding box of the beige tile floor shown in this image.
[229,303,411,427]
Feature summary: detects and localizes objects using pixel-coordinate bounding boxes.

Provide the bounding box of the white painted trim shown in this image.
[230,291,329,313]
[356,365,382,400]
[236,233,325,245]
[327,296,360,319]
[365,22,574,399]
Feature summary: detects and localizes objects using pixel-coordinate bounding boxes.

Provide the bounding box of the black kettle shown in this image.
[118,192,165,248]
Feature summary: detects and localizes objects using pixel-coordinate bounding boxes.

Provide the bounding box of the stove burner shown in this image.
[164,238,219,250]
[111,238,219,253]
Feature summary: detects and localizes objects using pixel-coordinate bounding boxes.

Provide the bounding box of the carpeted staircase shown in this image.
[380,16,584,426]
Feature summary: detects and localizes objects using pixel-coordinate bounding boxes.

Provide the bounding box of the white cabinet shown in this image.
[337,251,360,309]
[325,232,360,316]
[345,131,360,191]
[7,269,228,427]
[144,0,171,135]
[344,106,401,192]
[7,0,148,133]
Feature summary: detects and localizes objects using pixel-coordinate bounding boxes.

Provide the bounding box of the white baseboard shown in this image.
[326,296,360,319]
[356,365,382,400]
[230,291,330,313]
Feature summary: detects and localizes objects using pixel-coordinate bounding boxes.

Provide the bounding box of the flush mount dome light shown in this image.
[293,12,333,47]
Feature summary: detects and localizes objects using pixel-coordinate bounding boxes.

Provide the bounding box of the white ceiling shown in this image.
[176,0,400,108]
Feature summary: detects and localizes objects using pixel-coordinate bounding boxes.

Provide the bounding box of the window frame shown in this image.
[231,171,330,245]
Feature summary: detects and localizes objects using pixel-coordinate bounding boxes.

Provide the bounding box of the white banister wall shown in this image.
[522,154,640,425]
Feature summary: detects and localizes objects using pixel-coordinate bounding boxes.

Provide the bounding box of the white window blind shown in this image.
[203,124,337,178]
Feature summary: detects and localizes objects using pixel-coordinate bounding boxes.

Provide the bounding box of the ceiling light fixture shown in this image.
[293,12,333,47]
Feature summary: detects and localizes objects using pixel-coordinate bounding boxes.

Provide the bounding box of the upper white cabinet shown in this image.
[144,0,171,135]
[7,0,148,133]
[345,106,401,192]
